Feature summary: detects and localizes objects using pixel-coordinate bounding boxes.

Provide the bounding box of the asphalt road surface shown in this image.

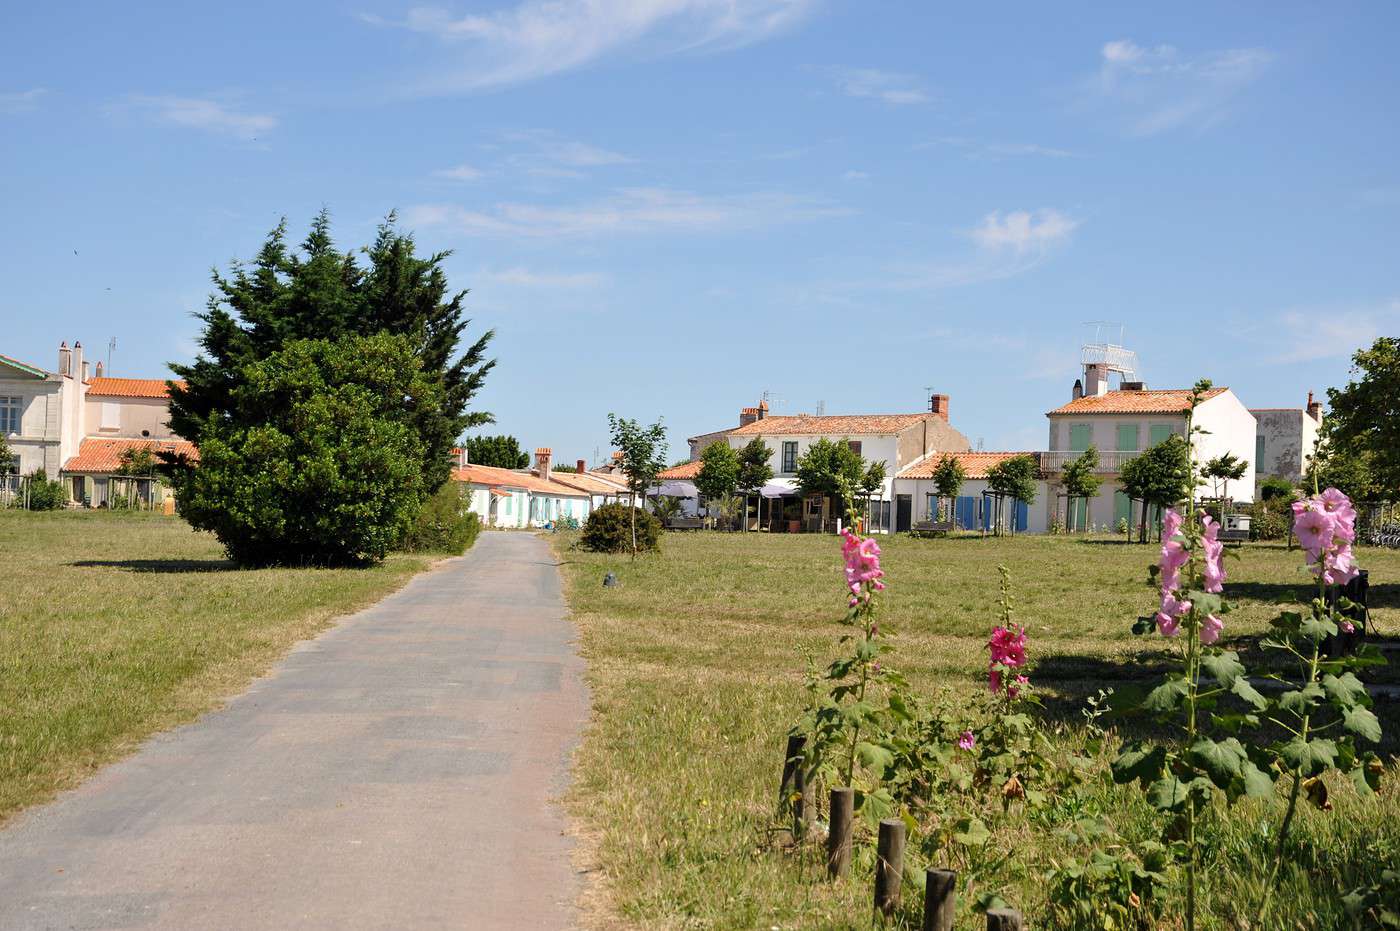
[0,531,588,930]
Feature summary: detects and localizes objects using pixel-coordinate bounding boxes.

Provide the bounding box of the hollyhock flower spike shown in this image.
[1201,515,1226,594]
[1294,508,1336,556]
[987,625,1028,695]
[1156,592,1189,637]
[1200,614,1224,645]
[1298,489,1362,587]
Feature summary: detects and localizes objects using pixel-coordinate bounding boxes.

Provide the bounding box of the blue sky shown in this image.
[4,1,1398,462]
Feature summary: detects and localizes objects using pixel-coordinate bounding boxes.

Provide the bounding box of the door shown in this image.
[956,496,975,529]
[895,495,912,532]
[1014,500,1028,532]
[1114,490,1133,528]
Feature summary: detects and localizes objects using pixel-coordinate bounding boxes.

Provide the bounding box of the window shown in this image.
[926,493,936,521]
[0,396,20,435]
[101,402,120,430]
[846,440,862,457]
[1069,423,1092,452]
[1255,435,1266,473]
[781,441,798,473]
[1115,424,1139,451]
[1149,424,1174,446]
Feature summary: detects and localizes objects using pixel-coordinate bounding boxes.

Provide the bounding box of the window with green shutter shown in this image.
[1116,423,1139,451]
[1149,424,1174,446]
[1069,423,1092,452]
[1115,490,1133,526]
[1255,435,1266,473]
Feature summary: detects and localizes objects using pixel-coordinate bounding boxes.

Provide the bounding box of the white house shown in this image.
[1042,363,1257,531]
[452,448,638,528]
[894,451,1051,533]
[661,393,971,532]
[1,341,195,506]
[1250,393,1323,488]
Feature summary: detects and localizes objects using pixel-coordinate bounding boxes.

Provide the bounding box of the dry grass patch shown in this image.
[0,509,431,823]
[556,529,1400,929]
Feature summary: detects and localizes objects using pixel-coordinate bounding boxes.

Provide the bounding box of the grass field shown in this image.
[0,509,431,824]
[555,529,1400,930]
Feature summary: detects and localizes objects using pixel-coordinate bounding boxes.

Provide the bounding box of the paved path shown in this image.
[0,531,588,930]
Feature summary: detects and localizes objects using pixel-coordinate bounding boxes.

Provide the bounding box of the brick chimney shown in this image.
[929,393,950,420]
[535,447,552,479]
[739,406,760,427]
[757,399,768,420]
[58,341,71,377]
[1306,391,1322,422]
[576,458,587,474]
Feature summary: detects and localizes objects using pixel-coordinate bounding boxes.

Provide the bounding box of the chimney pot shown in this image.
[739,406,759,428]
[58,341,72,377]
[1306,391,1322,422]
[535,447,553,479]
[577,458,586,474]
[95,361,104,378]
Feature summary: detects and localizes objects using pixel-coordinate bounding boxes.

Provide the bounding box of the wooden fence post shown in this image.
[827,787,853,879]
[922,868,956,931]
[986,907,1023,930]
[874,818,905,914]
[778,734,807,838]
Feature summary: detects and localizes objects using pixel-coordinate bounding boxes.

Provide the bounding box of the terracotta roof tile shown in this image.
[86,377,184,399]
[729,412,930,436]
[452,463,589,497]
[1047,387,1227,415]
[63,437,198,473]
[898,451,1040,480]
[549,470,632,495]
[657,460,703,480]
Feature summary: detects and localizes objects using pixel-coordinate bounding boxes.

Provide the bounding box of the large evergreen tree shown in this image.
[165,211,495,492]
[465,435,531,469]
[1324,336,1400,499]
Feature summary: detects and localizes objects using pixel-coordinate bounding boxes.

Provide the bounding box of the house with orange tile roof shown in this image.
[1041,360,1256,530]
[894,451,1051,532]
[1,340,187,506]
[452,447,634,528]
[659,393,971,532]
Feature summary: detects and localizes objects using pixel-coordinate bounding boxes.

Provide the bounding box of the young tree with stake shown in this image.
[607,414,668,557]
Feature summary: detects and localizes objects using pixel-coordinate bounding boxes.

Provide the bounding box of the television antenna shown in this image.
[815,400,825,416]
[760,389,785,412]
[107,337,117,375]
[1079,320,1140,383]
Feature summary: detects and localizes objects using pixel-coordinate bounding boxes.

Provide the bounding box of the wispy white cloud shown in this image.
[1090,39,1272,135]
[404,186,849,238]
[1271,299,1400,363]
[970,209,1080,253]
[834,68,928,105]
[122,95,276,139]
[364,0,816,92]
[480,266,607,288]
[917,137,1076,159]
[433,163,486,181]
[0,87,46,114]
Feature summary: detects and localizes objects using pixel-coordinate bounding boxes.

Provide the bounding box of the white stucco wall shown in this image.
[1251,409,1320,484]
[729,433,901,500]
[1193,392,1257,503]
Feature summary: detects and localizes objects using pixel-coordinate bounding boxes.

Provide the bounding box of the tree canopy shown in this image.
[987,454,1039,504]
[695,441,739,503]
[607,414,668,556]
[166,211,495,495]
[1120,434,1194,541]
[735,437,774,495]
[794,438,865,503]
[171,334,435,566]
[1202,452,1248,501]
[1061,446,1103,502]
[0,436,13,475]
[932,453,966,501]
[1323,336,1400,499]
[467,435,530,469]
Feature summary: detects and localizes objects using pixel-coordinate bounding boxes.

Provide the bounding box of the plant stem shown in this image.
[843,612,873,787]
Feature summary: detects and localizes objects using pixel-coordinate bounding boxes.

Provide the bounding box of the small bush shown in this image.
[581,502,661,554]
[400,482,482,554]
[26,470,66,510]
[1246,500,1292,541]
[1259,476,1297,502]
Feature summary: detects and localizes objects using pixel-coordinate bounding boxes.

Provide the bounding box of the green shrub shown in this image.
[580,502,661,554]
[25,470,66,510]
[1246,500,1292,541]
[1259,475,1297,502]
[170,334,436,567]
[400,482,481,554]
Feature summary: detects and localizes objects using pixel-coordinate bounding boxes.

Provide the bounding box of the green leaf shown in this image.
[1348,752,1383,794]
[1143,678,1190,714]
[855,741,894,772]
[1322,672,1369,708]
[1201,651,1245,687]
[1279,681,1324,715]
[1281,737,1337,776]
[1112,744,1169,786]
[1187,737,1246,788]
[1146,775,1189,812]
[1343,705,1382,743]
[1230,676,1268,710]
[953,816,991,846]
[1239,761,1276,799]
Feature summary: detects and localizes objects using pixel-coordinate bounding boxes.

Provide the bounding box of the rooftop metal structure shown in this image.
[1080,321,1141,383]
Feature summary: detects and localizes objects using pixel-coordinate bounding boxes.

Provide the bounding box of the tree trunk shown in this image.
[630,491,638,559]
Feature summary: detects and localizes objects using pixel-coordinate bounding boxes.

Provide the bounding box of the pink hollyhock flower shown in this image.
[1162,507,1184,541]
[1200,613,1224,645]
[1294,508,1336,556]
[841,529,885,598]
[1156,592,1191,637]
[1201,516,1226,594]
[958,730,976,751]
[1339,619,1356,635]
[987,625,1028,694]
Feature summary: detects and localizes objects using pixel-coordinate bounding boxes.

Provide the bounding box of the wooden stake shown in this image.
[827,787,853,879]
[922,868,956,931]
[778,735,807,837]
[986,907,1023,930]
[874,818,905,914]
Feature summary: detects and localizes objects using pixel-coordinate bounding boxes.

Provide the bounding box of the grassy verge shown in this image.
[555,529,1400,929]
[0,509,433,824]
